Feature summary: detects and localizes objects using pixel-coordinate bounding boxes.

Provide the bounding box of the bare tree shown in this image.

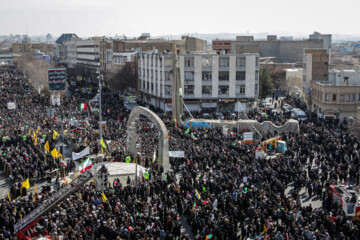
[104,64,137,92]
[349,119,360,140]
[14,55,52,95]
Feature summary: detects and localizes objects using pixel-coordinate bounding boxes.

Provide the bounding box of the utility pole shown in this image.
[97,69,103,148]
[171,44,183,127]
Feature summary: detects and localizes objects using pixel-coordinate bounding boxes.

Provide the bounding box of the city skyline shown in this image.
[1,0,360,37]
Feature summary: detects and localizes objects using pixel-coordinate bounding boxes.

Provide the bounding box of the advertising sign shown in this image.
[7,102,16,110]
[184,121,212,129]
[48,68,66,91]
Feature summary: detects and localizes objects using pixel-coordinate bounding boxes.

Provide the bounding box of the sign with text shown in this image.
[48,68,66,91]
[7,102,16,110]
[243,132,253,144]
[169,151,185,158]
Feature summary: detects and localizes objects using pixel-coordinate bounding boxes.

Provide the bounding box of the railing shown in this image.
[14,169,95,234]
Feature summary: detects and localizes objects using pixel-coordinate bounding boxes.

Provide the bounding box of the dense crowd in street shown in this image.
[0,64,360,240]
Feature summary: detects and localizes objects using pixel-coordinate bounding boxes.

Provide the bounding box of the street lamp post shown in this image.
[97,69,103,153]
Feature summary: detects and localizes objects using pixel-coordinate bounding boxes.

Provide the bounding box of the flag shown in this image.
[74,172,78,179]
[185,128,190,134]
[79,157,92,173]
[79,103,87,111]
[53,131,59,140]
[33,183,37,202]
[59,152,63,159]
[7,193,11,201]
[152,149,156,162]
[28,129,31,136]
[195,234,201,239]
[84,138,87,147]
[14,207,17,214]
[32,131,36,140]
[51,148,59,159]
[64,176,67,185]
[102,192,108,203]
[60,158,67,168]
[193,201,196,208]
[34,137,37,146]
[100,139,107,149]
[136,211,142,217]
[195,189,201,199]
[36,128,39,134]
[44,141,49,153]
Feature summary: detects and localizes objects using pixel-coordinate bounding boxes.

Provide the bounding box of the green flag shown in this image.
[185,128,190,134]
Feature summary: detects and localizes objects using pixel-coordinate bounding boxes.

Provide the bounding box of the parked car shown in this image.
[215,112,225,120]
[291,108,307,121]
[202,113,211,119]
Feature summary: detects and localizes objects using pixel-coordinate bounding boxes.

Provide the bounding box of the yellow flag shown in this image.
[102,192,108,203]
[100,139,107,149]
[20,214,22,220]
[59,152,63,159]
[25,178,30,189]
[28,129,31,136]
[34,137,37,146]
[14,207,17,214]
[8,193,11,201]
[36,128,39,134]
[74,172,78,179]
[53,131,59,140]
[84,138,87,147]
[33,183,37,202]
[51,148,59,158]
[64,176,67,185]
[44,141,49,152]
[32,131,36,140]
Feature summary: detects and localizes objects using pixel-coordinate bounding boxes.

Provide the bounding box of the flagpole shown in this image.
[135,154,138,198]
[97,69,103,161]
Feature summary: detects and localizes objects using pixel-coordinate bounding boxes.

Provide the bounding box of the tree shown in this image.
[259,67,274,99]
[14,55,52,95]
[349,119,360,140]
[104,64,137,92]
[270,70,286,90]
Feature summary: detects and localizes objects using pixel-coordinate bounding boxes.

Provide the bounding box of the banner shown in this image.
[72,147,90,160]
[48,68,66,91]
[169,151,185,158]
[184,121,212,129]
[243,132,253,144]
[7,102,16,110]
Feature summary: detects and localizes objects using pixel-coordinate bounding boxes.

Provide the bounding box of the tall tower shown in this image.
[171,45,183,127]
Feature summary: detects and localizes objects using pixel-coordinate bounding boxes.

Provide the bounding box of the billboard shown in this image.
[48,68,66,91]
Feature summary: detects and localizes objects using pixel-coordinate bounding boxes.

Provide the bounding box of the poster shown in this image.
[48,68,66,91]
[169,151,185,158]
[243,132,253,144]
[7,102,16,110]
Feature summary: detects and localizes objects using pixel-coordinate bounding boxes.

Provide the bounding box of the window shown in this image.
[202,86,212,94]
[345,94,350,102]
[256,57,259,67]
[219,72,229,81]
[184,85,194,95]
[255,71,259,81]
[165,59,172,67]
[219,86,229,95]
[236,71,246,81]
[352,94,356,101]
[236,85,245,95]
[325,94,330,101]
[202,58,212,67]
[236,57,246,67]
[165,72,171,81]
[184,71,194,81]
[165,85,171,95]
[358,94,360,101]
[147,82,149,90]
[219,58,229,67]
[255,84,258,95]
[332,94,337,101]
[340,95,344,102]
[202,72,212,81]
[151,83,154,91]
[184,58,193,67]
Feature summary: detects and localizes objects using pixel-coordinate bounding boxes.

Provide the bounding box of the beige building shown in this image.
[311,80,360,120]
[12,42,54,55]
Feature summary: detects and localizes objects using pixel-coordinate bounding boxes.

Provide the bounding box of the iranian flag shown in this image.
[79,103,87,111]
[79,157,92,173]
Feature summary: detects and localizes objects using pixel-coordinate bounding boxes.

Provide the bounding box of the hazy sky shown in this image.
[1,0,359,37]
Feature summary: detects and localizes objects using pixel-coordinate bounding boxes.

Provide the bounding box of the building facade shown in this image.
[55,33,79,64]
[302,49,329,103]
[138,52,259,112]
[76,38,101,70]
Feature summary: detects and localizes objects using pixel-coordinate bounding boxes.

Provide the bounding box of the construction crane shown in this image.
[171,44,183,128]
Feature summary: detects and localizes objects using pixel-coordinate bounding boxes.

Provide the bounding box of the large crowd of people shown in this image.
[0,64,360,240]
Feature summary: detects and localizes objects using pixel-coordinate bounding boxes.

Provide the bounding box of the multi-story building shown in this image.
[138,52,259,112]
[302,49,329,103]
[76,38,101,70]
[12,42,54,56]
[64,38,78,68]
[55,33,79,64]
[211,33,331,63]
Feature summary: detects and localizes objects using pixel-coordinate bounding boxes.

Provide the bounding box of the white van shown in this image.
[291,108,307,121]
